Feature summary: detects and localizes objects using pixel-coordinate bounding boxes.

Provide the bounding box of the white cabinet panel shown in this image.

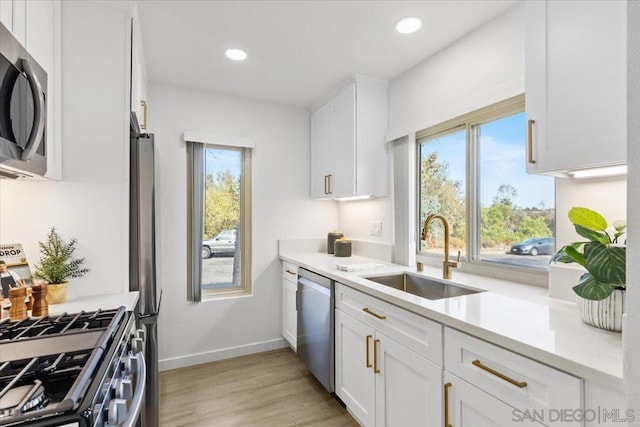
[310,101,334,198]
[11,0,25,45]
[585,382,629,427]
[282,279,297,350]
[375,331,442,427]
[335,309,376,427]
[525,0,626,174]
[0,0,13,31]
[331,83,356,198]
[445,372,544,427]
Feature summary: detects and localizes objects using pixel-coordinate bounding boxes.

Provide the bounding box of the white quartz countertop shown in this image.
[280,251,624,391]
[48,291,139,315]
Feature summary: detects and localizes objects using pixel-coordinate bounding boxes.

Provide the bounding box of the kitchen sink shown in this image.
[363,273,484,300]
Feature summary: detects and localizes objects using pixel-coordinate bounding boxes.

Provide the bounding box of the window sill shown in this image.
[201,289,253,302]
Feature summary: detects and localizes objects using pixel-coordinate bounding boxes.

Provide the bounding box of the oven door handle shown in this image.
[20,58,46,162]
[123,352,146,427]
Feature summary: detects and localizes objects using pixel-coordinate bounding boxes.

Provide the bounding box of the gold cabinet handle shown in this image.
[373,338,380,374]
[141,100,148,130]
[285,269,296,276]
[362,307,386,320]
[472,360,528,388]
[328,174,332,194]
[444,382,452,427]
[324,175,329,194]
[365,335,372,368]
[527,119,535,164]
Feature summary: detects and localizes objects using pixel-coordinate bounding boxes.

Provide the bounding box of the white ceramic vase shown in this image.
[578,289,625,332]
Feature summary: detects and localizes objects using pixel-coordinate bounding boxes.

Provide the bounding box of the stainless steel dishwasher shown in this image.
[297,268,334,393]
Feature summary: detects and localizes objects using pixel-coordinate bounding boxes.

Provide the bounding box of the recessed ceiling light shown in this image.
[396,17,422,34]
[225,48,247,61]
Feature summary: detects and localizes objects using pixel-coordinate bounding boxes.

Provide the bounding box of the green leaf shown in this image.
[573,273,616,300]
[583,243,626,285]
[574,224,610,244]
[551,242,585,265]
[568,207,608,232]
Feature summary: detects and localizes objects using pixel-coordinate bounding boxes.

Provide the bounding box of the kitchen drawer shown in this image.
[282,261,298,283]
[445,327,582,424]
[335,282,442,365]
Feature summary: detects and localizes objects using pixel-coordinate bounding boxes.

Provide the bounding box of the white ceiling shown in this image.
[137,1,518,108]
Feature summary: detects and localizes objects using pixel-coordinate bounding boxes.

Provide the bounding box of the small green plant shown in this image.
[552,207,626,301]
[35,227,89,284]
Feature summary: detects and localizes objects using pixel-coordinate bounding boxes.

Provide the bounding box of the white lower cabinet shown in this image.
[282,262,298,350]
[444,372,544,426]
[335,309,442,427]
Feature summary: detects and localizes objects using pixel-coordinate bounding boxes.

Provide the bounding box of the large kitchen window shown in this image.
[187,138,252,301]
[417,95,555,274]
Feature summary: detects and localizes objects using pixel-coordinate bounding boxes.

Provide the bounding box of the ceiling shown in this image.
[137,1,518,108]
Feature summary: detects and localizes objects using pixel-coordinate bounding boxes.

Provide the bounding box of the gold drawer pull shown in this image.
[362,307,386,320]
[444,382,452,427]
[373,339,380,374]
[365,335,372,368]
[285,269,296,276]
[472,359,528,388]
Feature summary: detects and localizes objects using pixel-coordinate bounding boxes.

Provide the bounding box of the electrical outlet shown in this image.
[370,221,382,237]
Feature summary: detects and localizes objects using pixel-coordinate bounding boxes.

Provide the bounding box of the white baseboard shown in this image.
[159,338,288,372]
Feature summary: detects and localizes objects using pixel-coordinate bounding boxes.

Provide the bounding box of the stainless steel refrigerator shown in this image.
[130,113,161,427]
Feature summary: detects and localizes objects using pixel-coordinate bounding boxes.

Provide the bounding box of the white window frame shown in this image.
[415,94,555,287]
[186,132,253,301]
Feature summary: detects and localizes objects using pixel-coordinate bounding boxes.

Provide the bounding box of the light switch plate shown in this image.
[370,221,382,236]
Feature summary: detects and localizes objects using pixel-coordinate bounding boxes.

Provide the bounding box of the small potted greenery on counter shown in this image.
[552,207,626,331]
[34,227,90,304]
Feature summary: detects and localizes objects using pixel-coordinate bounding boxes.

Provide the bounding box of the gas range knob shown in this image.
[135,328,146,341]
[108,398,127,425]
[123,355,138,375]
[131,337,144,354]
[115,379,133,400]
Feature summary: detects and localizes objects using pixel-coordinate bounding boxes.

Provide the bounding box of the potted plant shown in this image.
[34,227,90,304]
[552,207,626,331]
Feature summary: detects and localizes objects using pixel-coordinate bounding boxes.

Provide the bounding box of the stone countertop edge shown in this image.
[48,291,140,316]
[280,251,625,392]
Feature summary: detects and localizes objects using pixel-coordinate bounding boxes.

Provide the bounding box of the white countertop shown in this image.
[280,251,624,391]
[48,291,139,315]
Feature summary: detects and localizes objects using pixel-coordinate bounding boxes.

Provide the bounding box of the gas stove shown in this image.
[0,307,145,427]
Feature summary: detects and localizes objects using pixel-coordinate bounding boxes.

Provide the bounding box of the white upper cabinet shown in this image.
[525,0,626,175]
[310,75,388,199]
[131,6,148,130]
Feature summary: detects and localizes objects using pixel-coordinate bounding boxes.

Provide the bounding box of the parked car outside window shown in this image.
[202,229,237,258]
[508,237,555,256]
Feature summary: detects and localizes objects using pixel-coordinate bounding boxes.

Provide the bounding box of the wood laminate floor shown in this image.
[159,348,359,426]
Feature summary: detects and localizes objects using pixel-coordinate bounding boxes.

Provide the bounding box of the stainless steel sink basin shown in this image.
[363,273,484,300]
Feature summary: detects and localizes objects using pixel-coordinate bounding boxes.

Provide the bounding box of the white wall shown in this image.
[148,83,336,370]
[626,0,640,420]
[0,2,130,299]
[555,177,627,248]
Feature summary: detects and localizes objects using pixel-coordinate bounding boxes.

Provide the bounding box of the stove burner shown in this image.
[0,381,46,418]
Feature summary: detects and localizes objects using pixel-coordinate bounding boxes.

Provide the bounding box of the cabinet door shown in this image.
[310,101,334,198]
[445,372,544,427]
[335,309,376,427]
[25,0,54,72]
[526,0,626,174]
[375,331,442,427]
[0,0,13,31]
[585,382,630,427]
[282,279,297,350]
[331,83,356,198]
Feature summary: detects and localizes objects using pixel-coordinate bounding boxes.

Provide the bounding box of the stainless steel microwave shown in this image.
[0,22,47,178]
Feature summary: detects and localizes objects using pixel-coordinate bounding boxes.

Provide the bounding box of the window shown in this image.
[188,140,252,301]
[417,95,555,273]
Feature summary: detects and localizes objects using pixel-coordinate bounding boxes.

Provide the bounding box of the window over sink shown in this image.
[417,95,555,274]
